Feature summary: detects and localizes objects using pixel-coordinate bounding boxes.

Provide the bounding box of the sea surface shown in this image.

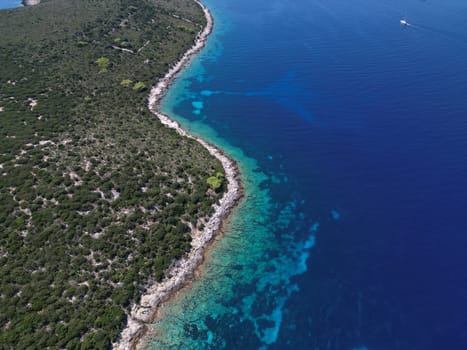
[3,0,467,349]
[146,0,467,349]
[0,0,22,9]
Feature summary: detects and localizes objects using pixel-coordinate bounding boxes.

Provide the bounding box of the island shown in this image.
[0,0,241,349]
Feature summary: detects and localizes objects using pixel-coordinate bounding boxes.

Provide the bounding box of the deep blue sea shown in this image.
[147,0,467,349]
[3,0,467,349]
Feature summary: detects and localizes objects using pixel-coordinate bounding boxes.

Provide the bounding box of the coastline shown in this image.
[114,1,243,349]
[22,0,41,6]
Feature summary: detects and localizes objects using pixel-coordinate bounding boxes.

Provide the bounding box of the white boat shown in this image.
[400,19,409,26]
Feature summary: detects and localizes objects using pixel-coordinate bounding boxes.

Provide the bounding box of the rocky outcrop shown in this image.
[22,0,41,6]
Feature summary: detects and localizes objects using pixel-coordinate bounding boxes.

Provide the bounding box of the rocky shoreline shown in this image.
[113,2,243,349]
[22,0,41,6]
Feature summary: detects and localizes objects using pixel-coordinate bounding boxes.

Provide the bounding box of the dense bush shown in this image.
[0,0,224,348]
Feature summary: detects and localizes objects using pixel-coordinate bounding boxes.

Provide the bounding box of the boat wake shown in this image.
[400,17,467,47]
[400,19,418,28]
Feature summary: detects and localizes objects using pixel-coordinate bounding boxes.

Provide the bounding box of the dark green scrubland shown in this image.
[0,0,224,348]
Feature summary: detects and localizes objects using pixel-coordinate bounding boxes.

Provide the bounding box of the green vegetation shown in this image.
[132,81,147,92]
[95,56,110,73]
[0,0,222,349]
[207,172,225,191]
[120,79,133,87]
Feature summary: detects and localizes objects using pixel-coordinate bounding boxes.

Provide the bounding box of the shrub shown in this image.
[95,57,110,73]
[120,79,132,87]
[95,57,109,68]
[132,81,147,92]
[206,176,221,190]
